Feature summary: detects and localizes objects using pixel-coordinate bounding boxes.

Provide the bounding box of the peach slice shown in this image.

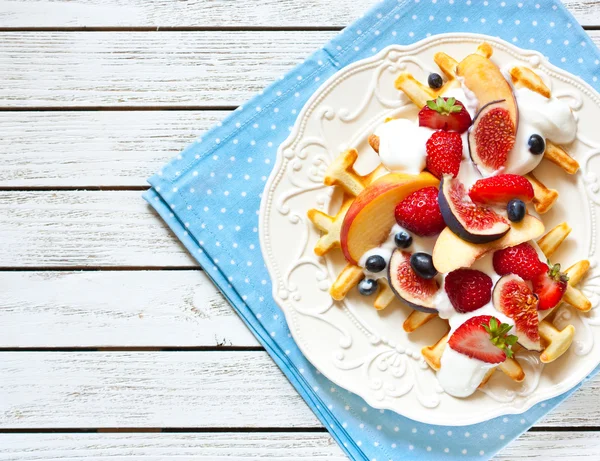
[340,172,438,265]
[457,53,518,128]
[432,215,545,273]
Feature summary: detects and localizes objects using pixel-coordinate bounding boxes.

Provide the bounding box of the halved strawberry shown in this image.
[493,243,548,281]
[418,97,472,133]
[493,274,541,351]
[532,263,569,310]
[469,174,535,205]
[448,315,518,363]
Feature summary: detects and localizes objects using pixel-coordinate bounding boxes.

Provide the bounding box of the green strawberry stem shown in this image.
[482,317,519,359]
[426,96,463,115]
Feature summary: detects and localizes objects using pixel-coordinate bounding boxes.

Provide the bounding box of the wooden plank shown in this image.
[2,31,599,108]
[0,433,347,460]
[0,352,320,428]
[0,191,196,268]
[1,431,599,460]
[0,0,598,28]
[0,271,258,348]
[0,111,226,187]
[0,31,335,108]
[0,351,598,429]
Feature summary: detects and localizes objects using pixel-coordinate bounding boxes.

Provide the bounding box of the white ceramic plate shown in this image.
[260,33,600,426]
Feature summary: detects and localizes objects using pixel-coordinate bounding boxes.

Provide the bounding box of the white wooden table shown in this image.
[1,1,600,459]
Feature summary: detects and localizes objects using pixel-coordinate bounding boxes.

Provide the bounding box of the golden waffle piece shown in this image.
[308,149,393,310]
[307,198,353,257]
[391,43,579,214]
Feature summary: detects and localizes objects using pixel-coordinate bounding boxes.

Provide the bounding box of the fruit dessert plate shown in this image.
[259,33,600,426]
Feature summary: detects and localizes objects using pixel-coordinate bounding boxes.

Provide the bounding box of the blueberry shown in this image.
[507,199,526,223]
[410,252,438,279]
[394,231,413,249]
[528,134,545,155]
[428,73,444,89]
[358,278,378,296]
[365,255,386,273]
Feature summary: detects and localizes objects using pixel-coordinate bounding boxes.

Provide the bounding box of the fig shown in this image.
[438,175,510,244]
[387,249,440,314]
[468,100,517,173]
[493,274,541,351]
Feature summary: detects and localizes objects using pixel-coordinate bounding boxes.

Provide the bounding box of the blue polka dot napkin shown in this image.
[144,1,600,459]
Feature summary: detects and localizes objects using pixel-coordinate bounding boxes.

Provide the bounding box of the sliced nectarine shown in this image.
[456,53,518,128]
[432,215,545,273]
[340,172,439,265]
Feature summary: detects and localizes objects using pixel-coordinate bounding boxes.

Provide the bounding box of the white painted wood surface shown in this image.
[0,351,597,429]
[1,0,600,459]
[1,431,600,460]
[0,111,226,187]
[0,0,598,28]
[1,31,599,108]
[0,191,195,267]
[0,31,336,107]
[0,271,257,348]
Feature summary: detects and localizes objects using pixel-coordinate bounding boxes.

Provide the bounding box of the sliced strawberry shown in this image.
[394,186,446,237]
[425,130,462,179]
[532,263,569,310]
[448,315,518,363]
[418,97,472,133]
[493,274,540,351]
[444,269,493,313]
[493,243,548,281]
[469,174,535,205]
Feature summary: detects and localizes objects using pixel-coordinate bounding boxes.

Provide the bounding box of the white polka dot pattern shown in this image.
[143,0,600,459]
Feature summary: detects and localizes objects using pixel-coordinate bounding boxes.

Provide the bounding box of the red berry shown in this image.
[418,97,472,133]
[448,315,517,364]
[493,243,548,280]
[444,269,493,313]
[395,186,446,237]
[532,264,569,310]
[469,174,535,205]
[425,130,463,179]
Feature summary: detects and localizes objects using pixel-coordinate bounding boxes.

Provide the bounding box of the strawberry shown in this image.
[418,97,472,133]
[469,174,535,205]
[493,243,548,281]
[444,269,493,313]
[532,263,569,310]
[394,186,446,237]
[448,315,518,363]
[425,130,463,179]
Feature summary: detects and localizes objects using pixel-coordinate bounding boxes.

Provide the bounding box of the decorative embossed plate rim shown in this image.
[260,33,600,426]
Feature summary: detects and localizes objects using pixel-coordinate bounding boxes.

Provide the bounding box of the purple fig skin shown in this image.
[387,249,439,314]
[438,175,510,244]
[468,99,508,175]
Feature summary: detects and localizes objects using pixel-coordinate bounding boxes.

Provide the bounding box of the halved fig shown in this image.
[493,274,541,351]
[388,249,440,314]
[468,100,516,173]
[438,175,510,244]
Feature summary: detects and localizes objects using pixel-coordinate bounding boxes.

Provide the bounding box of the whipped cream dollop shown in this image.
[374,119,431,175]
[505,87,578,175]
